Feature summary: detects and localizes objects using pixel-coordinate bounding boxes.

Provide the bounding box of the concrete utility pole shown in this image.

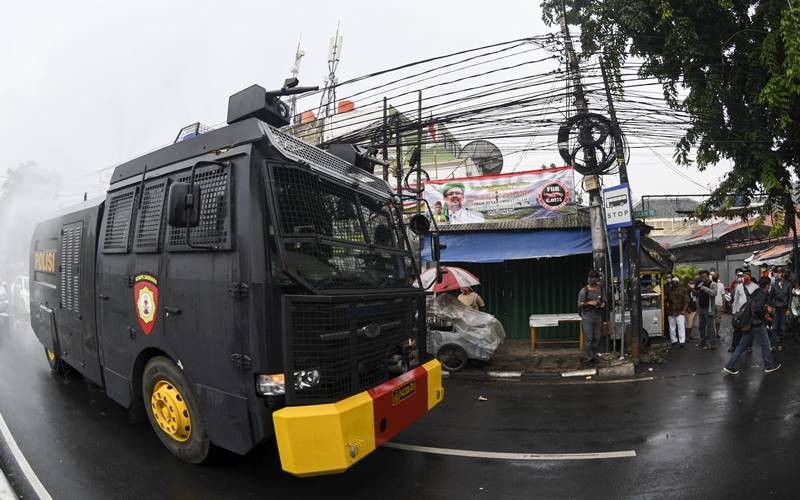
[559,12,607,277]
[600,57,641,361]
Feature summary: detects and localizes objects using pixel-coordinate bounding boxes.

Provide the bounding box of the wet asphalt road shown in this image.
[3,319,800,499]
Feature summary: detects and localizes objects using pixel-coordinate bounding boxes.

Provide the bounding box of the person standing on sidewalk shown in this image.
[578,270,605,367]
[667,277,689,347]
[711,272,724,339]
[724,276,782,375]
[768,268,792,350]
[694,270,718,349]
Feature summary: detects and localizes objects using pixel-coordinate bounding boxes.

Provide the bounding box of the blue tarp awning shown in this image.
[421,228,671,272]
[422,229,600,263]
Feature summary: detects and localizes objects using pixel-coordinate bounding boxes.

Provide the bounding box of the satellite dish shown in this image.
[457,140,503,176]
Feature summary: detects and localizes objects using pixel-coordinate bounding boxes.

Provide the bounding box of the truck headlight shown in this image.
[256,369,321,396]
[256,373,285,396]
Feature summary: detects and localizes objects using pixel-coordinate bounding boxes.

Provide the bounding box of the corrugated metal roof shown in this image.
[633,197,701,218]
[653,217,772,249]
[438,208,590,232]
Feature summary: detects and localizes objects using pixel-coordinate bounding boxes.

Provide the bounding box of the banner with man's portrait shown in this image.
[421,167,577,224]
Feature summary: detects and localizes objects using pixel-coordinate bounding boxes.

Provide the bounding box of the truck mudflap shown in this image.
[272,359,444,477]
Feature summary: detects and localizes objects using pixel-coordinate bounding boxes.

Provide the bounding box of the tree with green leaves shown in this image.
[541,0,800,226]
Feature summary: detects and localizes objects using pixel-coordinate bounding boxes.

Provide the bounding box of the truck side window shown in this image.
[102,186,138,253]
[167,163,232,251]
[133,178,169,253]
[60,222,83,313]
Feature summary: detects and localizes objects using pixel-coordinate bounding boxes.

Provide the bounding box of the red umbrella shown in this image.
[416,266,480,292]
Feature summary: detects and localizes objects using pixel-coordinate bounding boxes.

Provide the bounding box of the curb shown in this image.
[443,361,639,382]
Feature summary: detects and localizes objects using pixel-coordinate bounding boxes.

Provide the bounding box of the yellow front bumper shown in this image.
[272,359,444,477]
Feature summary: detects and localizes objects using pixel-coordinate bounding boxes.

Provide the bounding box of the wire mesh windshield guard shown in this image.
[263,122,392,200]
[270,164,412,291]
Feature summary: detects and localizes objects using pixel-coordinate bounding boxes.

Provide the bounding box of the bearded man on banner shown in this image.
[441,182,485,224]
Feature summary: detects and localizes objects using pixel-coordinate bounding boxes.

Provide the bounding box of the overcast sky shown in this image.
[1,0,729,204]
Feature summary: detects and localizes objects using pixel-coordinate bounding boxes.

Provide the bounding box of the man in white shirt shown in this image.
[441,182,486,224]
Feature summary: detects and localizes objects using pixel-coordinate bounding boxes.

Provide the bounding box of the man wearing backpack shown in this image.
[729,269,758,352]
[723,276,781,375]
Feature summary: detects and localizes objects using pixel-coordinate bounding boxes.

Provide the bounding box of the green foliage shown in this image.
[541,0,800,232]
[673,264,699,285]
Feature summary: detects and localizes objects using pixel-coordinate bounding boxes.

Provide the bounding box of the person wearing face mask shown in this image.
[666,277,689,347]
[724,276,782,375]
[768,267,792,350]
[728,269,743,295]
[729,269,758,352]
[694,270,718,349]
[578,270,605,366]
[711,272,724,339]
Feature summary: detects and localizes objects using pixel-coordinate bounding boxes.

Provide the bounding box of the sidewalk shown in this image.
[454,317,739,381]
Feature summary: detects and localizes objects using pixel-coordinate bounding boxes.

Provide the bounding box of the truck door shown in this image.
[97,185,140,406]
[57,221,87,372]
[161,161,251,453]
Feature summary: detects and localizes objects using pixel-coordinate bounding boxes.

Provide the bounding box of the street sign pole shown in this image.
[618,227,625,358]
[601,57,641,363]
[603,183,634,359]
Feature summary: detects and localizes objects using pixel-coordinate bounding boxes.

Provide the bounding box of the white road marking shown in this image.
[384,442,636,460]
[0,467,16,500]
[0,412,52,500]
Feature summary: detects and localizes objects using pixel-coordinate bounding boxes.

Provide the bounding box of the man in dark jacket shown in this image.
[768,268,792,349]
[724,276,781,375]
[694,270,718,349]
[666,278,689,346]
[578,270,605,366]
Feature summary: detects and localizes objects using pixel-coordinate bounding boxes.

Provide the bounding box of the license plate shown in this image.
[391,380,416,406]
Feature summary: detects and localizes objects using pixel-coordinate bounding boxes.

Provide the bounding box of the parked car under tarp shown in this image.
[426,293,506,371]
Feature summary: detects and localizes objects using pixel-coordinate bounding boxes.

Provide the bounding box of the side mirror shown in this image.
[408,214,431,236]
[431,233,443,262]
[167,182,201,227]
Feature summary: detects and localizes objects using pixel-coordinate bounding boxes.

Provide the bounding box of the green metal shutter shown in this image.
[454,254,592,340]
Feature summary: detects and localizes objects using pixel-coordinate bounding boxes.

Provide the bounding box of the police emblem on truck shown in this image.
[134,274,159,335]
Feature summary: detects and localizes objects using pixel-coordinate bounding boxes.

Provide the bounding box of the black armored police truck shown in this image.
[29,80,444,476]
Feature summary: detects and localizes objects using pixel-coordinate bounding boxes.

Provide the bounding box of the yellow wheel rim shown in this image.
[150,380,192,442]
[47,349,56,362]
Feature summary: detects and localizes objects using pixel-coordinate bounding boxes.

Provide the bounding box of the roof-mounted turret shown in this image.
[227,78,318,127]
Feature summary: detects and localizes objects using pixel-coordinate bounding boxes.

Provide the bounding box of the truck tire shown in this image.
[142,357,210,464]
[437,344,469,372]
[45,347,65,375]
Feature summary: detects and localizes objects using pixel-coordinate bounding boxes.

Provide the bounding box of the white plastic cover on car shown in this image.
[428,293,506,353]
